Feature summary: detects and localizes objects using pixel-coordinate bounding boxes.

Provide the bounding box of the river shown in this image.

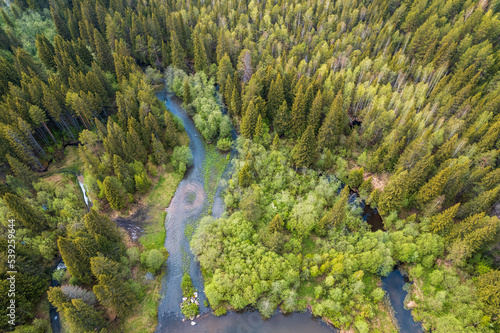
[151,90,421,333]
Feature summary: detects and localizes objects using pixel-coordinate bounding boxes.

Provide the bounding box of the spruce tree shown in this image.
[268,214,284,233]
[6,154,35,185]
[415,167,453,208]
[103,176,126,210]
[317,91,344,150]
[35,34,56,69]
[308,90,323,134]
[193,31,208,73]
[238,163,252,187]
[183,79,192,105]
[290,84,307,137]
[429,203,460,234]
[91,257,136,318]
[378,170,409,216]
[4,192,48,231]
[292,125,316,168]
[93,28,114,73]
[151,133,168,165]
[274,101,290,137]
[267,74,285,121]
[170,30,185,69]
[241,100,258,138]
[254,114,264,143]
[230,85,242,117]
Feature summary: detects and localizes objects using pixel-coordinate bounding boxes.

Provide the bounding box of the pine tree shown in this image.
[267,74,285,121]
[91,257,136,317]
[292,125,316,168]
[103,176,126,210]
[238,163,252,188]
[268,214,284,233]
[83,210,123,254]
[170,29,185,69]
[241,100,258,138]
[457,185,500,219]
[3,193,48,231]
[254,114,264,143]
[57,237,91,282]
[93,28,114,73]
[274,101,290,137]
[193,31,208,73]
[406,153,435,194]
[317,91,345,150]
[6,154,35,185]
[183,79,192,105]
[151,133,168,165]
[35,34,56,69]
[429,203,460,234]
[63,299,106,333]
[230,85,242,117]
[217,54,233,96]
[378,170,409,216]
[290,84,307,137]
[415,167,453,208]
[308,90,323,134]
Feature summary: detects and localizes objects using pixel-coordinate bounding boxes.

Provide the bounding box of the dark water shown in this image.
[382,270,423,333]
[163,311,335,333]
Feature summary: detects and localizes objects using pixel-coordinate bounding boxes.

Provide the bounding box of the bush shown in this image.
[146,249,165,274]
[217,138,232,151]
[171,146,193,174]
[127,247,140,265]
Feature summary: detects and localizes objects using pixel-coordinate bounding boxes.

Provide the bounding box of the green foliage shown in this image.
[171,146,193,174]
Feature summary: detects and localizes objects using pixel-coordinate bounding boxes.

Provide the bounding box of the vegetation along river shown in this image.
[154,91,420,332]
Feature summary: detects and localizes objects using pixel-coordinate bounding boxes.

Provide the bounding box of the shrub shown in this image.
[146,249,164,274]
[127,247,140,265]
[217,138,232,151]
[171,146,193,174]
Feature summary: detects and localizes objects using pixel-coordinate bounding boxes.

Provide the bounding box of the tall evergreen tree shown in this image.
[267,74,285,121]
[292,125,316,168]
[290,84,307,137]
[193,31,208,73]
[241,100,258,138]
[3,193,48,231]
[170,30,185,69]
[317,91,345,150]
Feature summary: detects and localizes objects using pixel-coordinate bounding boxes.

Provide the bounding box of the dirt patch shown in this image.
[364,172,389,191]
[406,300,416,309]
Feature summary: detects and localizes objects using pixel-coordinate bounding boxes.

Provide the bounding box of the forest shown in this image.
[0,0,499,332]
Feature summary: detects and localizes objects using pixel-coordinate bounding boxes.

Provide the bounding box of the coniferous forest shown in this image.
[0,0,500,332]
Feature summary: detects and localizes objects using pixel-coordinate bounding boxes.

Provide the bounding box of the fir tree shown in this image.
[415,167,453,208]
[308,90,323,134]
[103,176,126,210]
[317,91,345,150]
[3,193,48,231]
[292,125,316,168]
[238,163,252,188]
[290,84,307,137]
[378,170,409,216]
[274,101,290,137]
[268,214,284,233]
[193,31,208,73]
[170,29,185,69]
[93,28,114,73]
[241,100,258,138]
[429,203,460,234]
[151,133,168,165]
[267,74,285,121]
[230,85,242,117]
[6,154,35,185]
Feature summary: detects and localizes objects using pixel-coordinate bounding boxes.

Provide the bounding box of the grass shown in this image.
[202,144,230,206]
[139,171,183,250]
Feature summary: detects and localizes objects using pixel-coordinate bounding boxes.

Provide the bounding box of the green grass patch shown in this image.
[202,144,229,207]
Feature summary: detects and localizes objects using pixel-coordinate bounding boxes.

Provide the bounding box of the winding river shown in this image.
[153,91,421,332]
